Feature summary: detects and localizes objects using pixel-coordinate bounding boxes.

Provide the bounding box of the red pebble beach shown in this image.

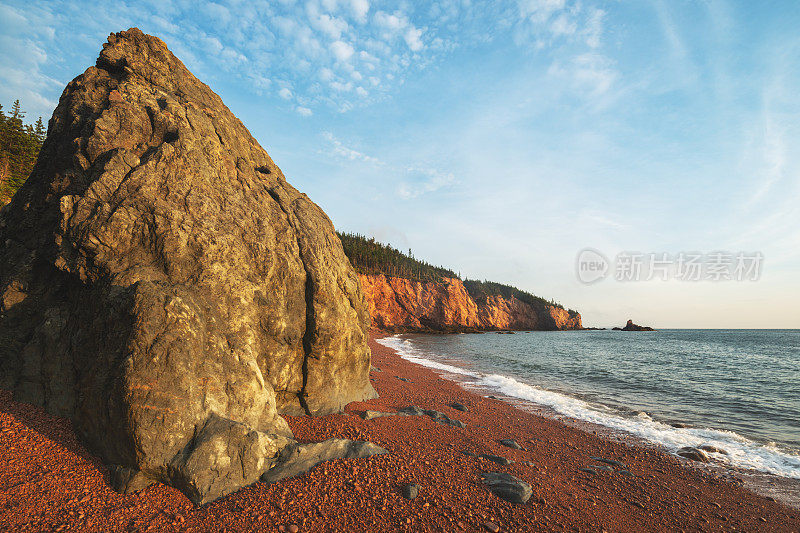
[1,334,798,532]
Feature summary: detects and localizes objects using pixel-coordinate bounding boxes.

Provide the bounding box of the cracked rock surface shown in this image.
[0,28,376,504]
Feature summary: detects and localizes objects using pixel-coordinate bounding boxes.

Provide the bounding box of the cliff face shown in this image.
[359,274,582,332]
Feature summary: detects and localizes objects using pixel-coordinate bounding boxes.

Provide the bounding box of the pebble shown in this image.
[401,483,420,500]
[499,439,522,450]
[483,521,500,532]
[480,472,533,504]
[677,447,711,462]
[699,444,728,455]
[590,457,625,467]
[399,405,425,416]
[480,454,513,466]
[288,526,299,533]
[361,410,395,420]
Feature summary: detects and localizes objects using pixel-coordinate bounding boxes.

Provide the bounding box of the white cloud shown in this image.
[320,0,338,11]
[374,11,406,31]
[583,8,605,48]
[323,131,381,163]
[311,14,349,39]
[397,168,455,199]
[356,86,368,96]
[296,106,313,116]
[279,87,293,99]
[517,0,566,23]
[319,67,335,81]
[330,40,355,61]
[404,27,424,51]
[549,14,577,37]
[330,80,353,91]
[549,53,617,96]
[349,0,370,23]
[202,3,232,26]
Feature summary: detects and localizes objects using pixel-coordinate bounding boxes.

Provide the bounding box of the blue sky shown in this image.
[1,0,799,327]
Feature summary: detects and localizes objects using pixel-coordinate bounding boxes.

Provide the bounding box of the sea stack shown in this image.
[0,28,379,503]
[616,319,655,331]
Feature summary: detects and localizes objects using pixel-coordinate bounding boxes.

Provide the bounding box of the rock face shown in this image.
[0,28,377,503]
[359,273,581,332]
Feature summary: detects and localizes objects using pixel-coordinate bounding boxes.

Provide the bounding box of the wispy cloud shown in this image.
[548,53,617,97]
[321,132,455,199]
[397,167,455,199]
[322,131,382,164]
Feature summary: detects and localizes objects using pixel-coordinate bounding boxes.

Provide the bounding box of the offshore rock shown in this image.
[620,319,655,331]
[0,28,375,503]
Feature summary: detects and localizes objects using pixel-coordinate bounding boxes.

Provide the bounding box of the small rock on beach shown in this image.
[480,454,514,466]
[480,472,533,504]
[401,483,420,500]
[699,444,728,455]
[677,447,711,462]
[499,439,523,450]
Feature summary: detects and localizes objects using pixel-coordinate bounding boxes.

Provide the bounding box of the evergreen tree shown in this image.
[0,100,44,206]
[10,99,23,120]
[34,117,46,142]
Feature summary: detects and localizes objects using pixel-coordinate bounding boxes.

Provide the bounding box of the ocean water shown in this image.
[377,329,800,480]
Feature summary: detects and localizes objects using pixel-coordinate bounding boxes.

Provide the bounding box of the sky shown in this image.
[1,0,798,328]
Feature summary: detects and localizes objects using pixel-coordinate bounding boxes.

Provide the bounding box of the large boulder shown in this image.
[0,28,378,503]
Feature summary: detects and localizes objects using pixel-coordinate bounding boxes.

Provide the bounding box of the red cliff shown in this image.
[359,274,582,332]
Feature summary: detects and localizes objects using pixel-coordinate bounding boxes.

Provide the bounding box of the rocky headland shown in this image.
[337,233,582,333]
[359,274,582,333]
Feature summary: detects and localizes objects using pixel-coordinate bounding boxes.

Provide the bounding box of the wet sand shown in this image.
[1,333,798,532]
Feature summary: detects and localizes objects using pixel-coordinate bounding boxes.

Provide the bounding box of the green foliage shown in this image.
[462,279,565,310]
[337,232,459,283]
[0,100,45,205]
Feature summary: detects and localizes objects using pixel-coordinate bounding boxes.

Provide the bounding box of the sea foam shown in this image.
[378,335,800,480]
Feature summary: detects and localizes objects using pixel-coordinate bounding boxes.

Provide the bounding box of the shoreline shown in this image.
[379,332,800,509]
[0,331,797,531]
